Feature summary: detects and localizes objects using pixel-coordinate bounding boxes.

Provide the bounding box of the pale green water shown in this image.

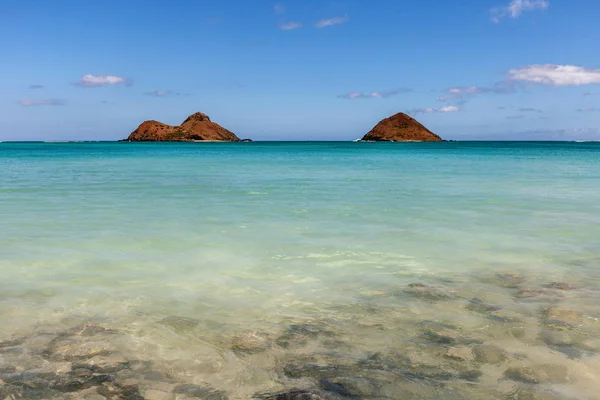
[1,142,600,399]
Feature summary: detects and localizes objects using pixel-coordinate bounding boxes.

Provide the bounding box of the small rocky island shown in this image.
[361,112,442,142]
[124,112,242,142]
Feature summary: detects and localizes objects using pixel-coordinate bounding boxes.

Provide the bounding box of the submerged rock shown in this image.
[2,369,114,393]
[319,376,402,398]
[512,387,576,400]
[72,361,130,374]
[492,272,526,288]
[504,364,570,384]
[173,384,228,399]
[403,283,458,301]
[444,346,474,362]
[67,323,116,337]
[406,359,481,382]
[420,321,477,345]
[515,287,562,301]
[0,337,26,348]
[362,349,481,383]
[230,331,271,354]
[544,282,579,291]
[540,329,576,346]
[488,309,523,323]
[158,316,200,333]
[541,306,583,327]
[539,329,586,358]
[283,364,351,380]
[49,340,115,361]
[276,323,335,349]
[0,384,41,399]
[252,389,334,399]
[472,344,507,364]
[98,380,144,400]
[466,297,501,314]
[0,365,17,374]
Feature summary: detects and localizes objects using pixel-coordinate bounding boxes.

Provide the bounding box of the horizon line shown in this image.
[2,140,599,143]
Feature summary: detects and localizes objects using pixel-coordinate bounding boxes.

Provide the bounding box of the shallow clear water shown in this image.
[1,142,600,399]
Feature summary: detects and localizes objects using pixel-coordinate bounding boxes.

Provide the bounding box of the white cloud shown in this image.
[76,74,129,87]
[448,87,482,95]
[491,0,549,23]
[315,15,348,28]
[508,64,600,86]
[278,21,302,30]
[339,88,411,99]
[274,4,285,14]
[439,105,461,112]
[409,105,461,115]
[19,98,65,106]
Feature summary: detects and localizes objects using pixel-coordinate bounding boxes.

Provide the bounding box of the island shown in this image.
[360,112,442,142]
[123,112,241,142]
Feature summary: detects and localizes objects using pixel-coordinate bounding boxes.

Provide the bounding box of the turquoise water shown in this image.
[1,142,600,399]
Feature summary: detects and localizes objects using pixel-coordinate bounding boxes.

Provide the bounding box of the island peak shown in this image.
[361,112,442,142]
[124,112,240,142]
[182,112,211,123]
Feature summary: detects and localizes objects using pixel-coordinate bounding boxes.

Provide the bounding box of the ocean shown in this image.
[1,141,600,399]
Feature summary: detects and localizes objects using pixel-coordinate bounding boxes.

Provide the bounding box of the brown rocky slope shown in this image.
[361,112,442,142]
[124,112,240,142]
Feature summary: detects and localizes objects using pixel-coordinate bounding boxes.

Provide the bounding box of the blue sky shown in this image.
[1,0,599,141]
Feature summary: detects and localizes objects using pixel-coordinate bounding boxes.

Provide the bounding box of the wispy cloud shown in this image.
[439,105,461,112]
[583,91,600,96]
[408,105,462,115]
[507,65,600,86]
[76,74,131,87]
[278,21,302,30]
[507,114,525,119]
[274,4,302,30]
[518,107,543,112]
[19,98,66,107]
[315,15,348,28]
[339,88,411,99]
[439,83,516,102]
[491,0,549,23]
[145,90,184,97]
[577,107,600,112]
[28,84,44,89]
[274,4,285,14]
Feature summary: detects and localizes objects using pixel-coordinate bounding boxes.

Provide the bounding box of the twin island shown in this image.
[123,111,443,142]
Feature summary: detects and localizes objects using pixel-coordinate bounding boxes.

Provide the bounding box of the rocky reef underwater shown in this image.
[2,271,600,400]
